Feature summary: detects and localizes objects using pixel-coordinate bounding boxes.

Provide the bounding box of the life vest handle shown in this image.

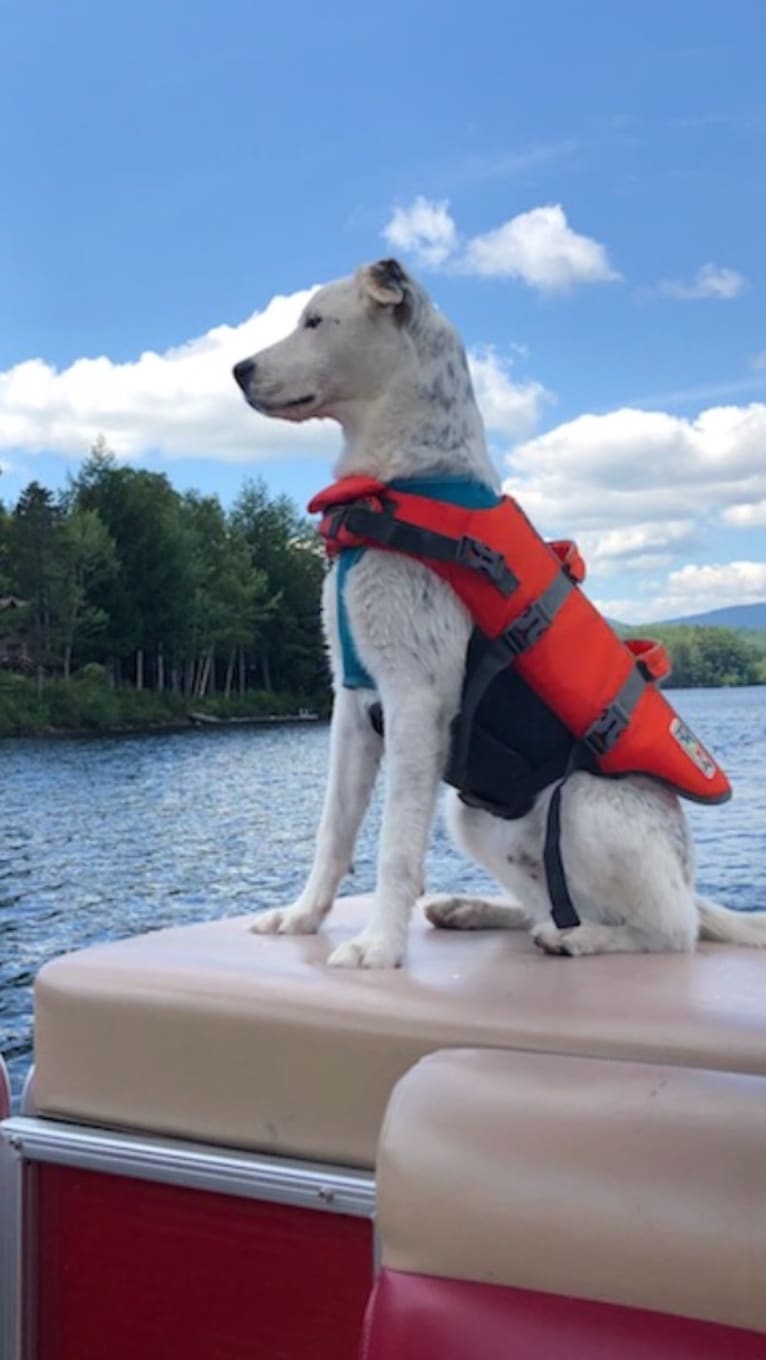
[308,476,386,514]
[625,637,671,682]
[548,539,585,583]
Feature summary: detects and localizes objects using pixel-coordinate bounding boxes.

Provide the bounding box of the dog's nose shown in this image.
[233,358,256,391]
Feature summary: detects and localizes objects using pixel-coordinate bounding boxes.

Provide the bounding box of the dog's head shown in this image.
[232,258,437,423]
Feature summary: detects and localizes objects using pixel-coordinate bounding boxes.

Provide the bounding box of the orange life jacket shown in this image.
[309,475,731,808]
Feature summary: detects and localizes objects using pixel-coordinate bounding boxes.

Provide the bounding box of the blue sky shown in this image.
[2,0,765,620]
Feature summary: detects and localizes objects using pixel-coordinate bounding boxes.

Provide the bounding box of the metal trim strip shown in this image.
[1,1116,376,1218]
[21,1066,36,1117]
[0,1121,24,1360]
[0,1054,10,1121]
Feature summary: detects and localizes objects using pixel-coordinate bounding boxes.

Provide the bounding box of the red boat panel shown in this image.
[34,1163,372,1360]
[362,1269,766,1360]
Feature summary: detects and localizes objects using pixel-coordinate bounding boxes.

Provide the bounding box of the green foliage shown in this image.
[624,624,765,688]
[231,479,327,695]
[0,444,331,734]
[0,672,46,734]
[0,672,326,737]
[0,501,13,595]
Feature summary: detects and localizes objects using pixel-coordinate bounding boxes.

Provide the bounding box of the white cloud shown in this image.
[0,288,334,464]
[610,552,675,574]
[468,349,551,440]
[722,498,766,527]
[630,561,766,622]
[382,196,458,268]
[461,205,620,292]
[658,263,746,301]
[505,403,766,619]
[0,288,548,465]
[594,561,766,623]
[504,403,766,535]
[664,560,766,601]
[588,595,657,624]
[751,350,766,372]
[381,198,619,293]
[584,522,694,560]
[578,520,696,576]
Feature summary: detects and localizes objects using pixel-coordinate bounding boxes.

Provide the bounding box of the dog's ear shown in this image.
[360,258,408,306]
[358,258,415,323]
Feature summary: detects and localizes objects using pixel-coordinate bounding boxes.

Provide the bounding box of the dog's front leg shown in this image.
[252,687,382,936]
[329,684,449,968]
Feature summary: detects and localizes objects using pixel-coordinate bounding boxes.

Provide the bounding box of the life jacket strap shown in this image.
[543,772,582,931]
[583,666,647,757]
[498,572,575,658]
[322,502,519,597]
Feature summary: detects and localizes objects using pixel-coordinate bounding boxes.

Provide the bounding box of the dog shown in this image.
[233,258,766,967]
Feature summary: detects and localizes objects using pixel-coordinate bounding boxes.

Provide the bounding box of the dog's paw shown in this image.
[424,895,497,930]
[532,922,598,956]
[425,895,531,932]
[250,904,323,936]
[531,922,577,956]
[328,933,404,969]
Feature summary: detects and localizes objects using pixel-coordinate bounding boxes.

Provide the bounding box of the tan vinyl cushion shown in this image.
[34,895,766,1168]
[377,1048,766,1334]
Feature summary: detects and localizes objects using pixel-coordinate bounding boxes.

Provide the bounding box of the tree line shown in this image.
[0,446,763,735]
[0,443,329,717]
[625,623,765,690]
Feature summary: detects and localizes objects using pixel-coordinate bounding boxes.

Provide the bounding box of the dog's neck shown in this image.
[332,332,500,491]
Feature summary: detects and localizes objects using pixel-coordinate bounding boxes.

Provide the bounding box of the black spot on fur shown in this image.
[507,851,540,874]
[425,375,456,410]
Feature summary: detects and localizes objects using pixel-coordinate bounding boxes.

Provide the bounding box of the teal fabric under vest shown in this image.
[336,475,501,690]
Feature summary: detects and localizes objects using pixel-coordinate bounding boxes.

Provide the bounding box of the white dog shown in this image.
[233,259,766,968]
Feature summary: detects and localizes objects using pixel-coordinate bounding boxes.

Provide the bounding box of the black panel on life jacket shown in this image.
[365,628,597,929]
[445,629,597,821]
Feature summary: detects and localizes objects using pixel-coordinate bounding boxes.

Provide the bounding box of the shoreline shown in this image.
[2,682,763,742]
[0,711,325,742]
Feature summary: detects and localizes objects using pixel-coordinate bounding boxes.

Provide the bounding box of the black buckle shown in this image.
[456,537,517,596]
[326,506,350,538]
[584,702,631,756]
[501,599,555,656]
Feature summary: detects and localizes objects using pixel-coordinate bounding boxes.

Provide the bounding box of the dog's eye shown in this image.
[304,314,322,329]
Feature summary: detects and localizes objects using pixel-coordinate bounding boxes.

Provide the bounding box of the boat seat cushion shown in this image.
[373,1047,766,1335]
[33,895,766,1168]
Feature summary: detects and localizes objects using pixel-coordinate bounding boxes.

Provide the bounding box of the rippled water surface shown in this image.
[2,686,764,1103]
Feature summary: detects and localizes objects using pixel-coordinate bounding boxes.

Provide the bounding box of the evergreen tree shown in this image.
[231,479,327,694]
[10,482,62,669]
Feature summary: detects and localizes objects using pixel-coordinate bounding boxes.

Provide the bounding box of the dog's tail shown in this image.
[697,897,766,948]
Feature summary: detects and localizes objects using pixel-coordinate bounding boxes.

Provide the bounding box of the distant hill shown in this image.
[605,601,766,686]
[606,600,766,635]
[657,602,766,630]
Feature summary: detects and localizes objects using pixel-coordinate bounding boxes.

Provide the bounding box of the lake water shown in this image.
[1,686,764,1105]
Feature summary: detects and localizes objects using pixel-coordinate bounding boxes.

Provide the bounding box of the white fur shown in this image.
[234,259,766,966]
